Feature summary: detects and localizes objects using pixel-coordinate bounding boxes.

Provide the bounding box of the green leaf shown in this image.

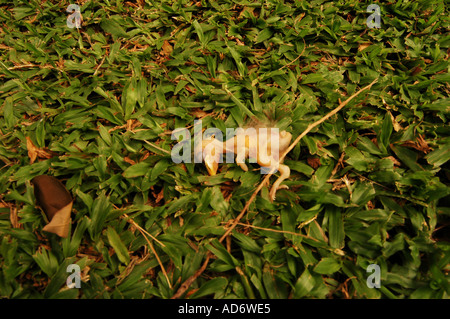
[117,260,153,292]
[351,182,375,205]
[122,77,138,120]
[357,136,382,155]
[426,143,450,168]
[313,257,341,275]
[326,206,345,249]
[420,98,450,112]
[2,97,15,128]
[100,18,128,38]
[383,233,405,258]
[256,28,273,43]
[189,277,228,298]
[89,192,111,240]
[43,258,76,298]
[63,216,89,257]
[35,119,46,148]
[345,146,375,172]
[227,45,246,77]
[106,227,130,265]
[196,188,213,213]
[262,268,288,299]
[192,20,205,45]
[390,145,423,171]
[207,239,239,268]
[294,268,315,298]
[378,113,393,154]
[166,194,197,215]
[76,189,93,211]
[302,73,324,84]
[123,162,152,178]
[285,160,315,176]
[64,60,95,73]
[98,123,112,146]
[233,233,260,253]
[32,248,59,277]
[150,159,170,181]
[210,186,229,215]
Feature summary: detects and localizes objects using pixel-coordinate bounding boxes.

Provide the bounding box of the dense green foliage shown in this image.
[0,0,449,299]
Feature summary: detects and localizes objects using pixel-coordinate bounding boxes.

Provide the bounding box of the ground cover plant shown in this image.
[0,0,449,299]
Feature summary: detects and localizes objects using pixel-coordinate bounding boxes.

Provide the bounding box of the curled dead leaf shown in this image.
[399,134,431,154]
[154,188,164,204]
[124,156,137,165]
[307,156,321,169]
[388,111,402,132]
[9,203,21,229]
[358,43,371,51]
[161,40,173,57]
[31,175,73,238]
[191,108,209,119]
[26,137,55,164]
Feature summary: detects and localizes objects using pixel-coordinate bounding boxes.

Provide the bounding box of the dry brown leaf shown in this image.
[399,135,431,154]
[31,175,73,238]
[410,66,422,76]
[153,188,164,204]
[307,156,321,169]
[140,151,150,162]
[124,156,136,165]
[191,109,209,118]
[9,204,21,229]
[235,38,245,46]
[26,137,38,164]
[358,43,371,51]
[26,137,54,164]
[161,40,173,57]
[416,134,432,154]
[389,111,402,132]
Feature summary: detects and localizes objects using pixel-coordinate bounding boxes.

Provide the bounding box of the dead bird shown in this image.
[195,120,292,201]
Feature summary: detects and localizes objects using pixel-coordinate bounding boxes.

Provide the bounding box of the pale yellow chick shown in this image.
[198,127,292,201]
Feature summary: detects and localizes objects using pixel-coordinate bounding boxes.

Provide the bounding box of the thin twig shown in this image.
[171,253,211,299]
[123,213,165,247]
[93,56,106,76]
[6,63,57,70]
[123,213,172,288]
[279,38,306,70]
[225,221,320,241]
[143,140,171,155]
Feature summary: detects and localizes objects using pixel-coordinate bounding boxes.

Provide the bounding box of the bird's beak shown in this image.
[200,133,226,176]
[204,154,218,175]
[201,137,220,176]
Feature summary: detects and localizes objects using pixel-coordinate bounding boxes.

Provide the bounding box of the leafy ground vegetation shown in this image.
[0,0,449,299]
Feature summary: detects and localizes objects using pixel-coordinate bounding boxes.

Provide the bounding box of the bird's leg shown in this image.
[269,163,290,202]
[235,145,249,172]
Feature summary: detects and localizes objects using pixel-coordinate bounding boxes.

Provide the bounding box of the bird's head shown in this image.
[200,136,221,176]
